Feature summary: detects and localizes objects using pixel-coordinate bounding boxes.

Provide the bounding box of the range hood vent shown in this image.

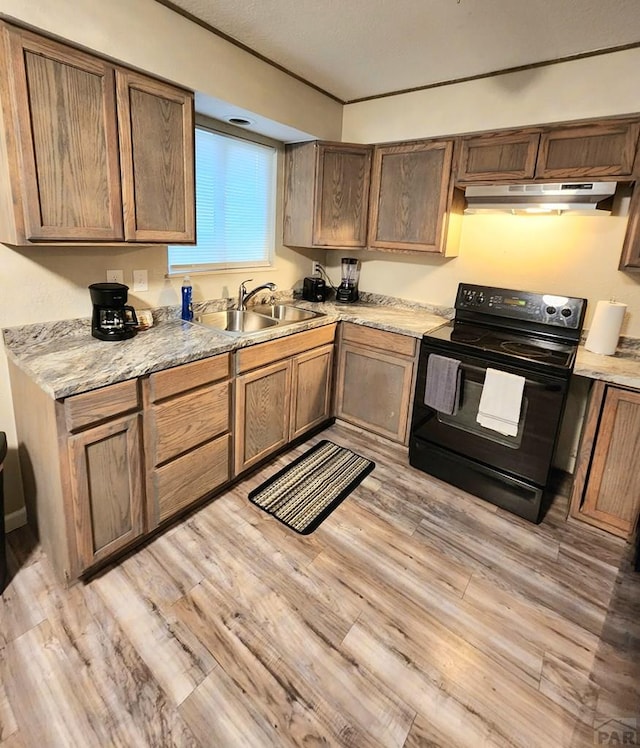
[464,182,617,215]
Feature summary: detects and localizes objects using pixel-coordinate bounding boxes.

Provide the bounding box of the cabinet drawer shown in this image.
[152,433,230,524]
[236,324,336,373]
[341,323,417,358]
[148,353,230,402]
[147,381,230,465]
[64,379,139,432]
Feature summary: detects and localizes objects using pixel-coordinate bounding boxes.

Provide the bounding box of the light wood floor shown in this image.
[1,423,638,747]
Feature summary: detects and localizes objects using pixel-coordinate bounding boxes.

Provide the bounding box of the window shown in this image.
[168,125,277,274]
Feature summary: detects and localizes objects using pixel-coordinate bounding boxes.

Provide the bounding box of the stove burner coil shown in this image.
[451,330,482,343]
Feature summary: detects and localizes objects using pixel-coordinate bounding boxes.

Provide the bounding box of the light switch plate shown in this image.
[132,269,148,292]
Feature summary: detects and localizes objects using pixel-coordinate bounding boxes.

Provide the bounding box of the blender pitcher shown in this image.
[336,258,360,303]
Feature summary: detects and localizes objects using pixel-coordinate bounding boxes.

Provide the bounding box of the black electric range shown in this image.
[409,283,587,522]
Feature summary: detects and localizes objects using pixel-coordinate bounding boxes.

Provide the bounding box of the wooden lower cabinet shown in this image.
[68,413,144,569]
[143,354,232,529]
[570,380,640,539]
[334,324,417,444]
[290,344,334,440]
[235,360,292,475]
[234,328,336,475]
[7,362,145,582]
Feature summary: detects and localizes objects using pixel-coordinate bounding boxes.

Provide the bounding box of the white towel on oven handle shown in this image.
[476,368,525,437]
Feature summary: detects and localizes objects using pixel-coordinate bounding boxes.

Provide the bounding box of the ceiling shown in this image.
[162,0,640,103]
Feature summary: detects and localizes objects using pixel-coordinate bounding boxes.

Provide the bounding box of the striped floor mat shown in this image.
[248,440,375,534]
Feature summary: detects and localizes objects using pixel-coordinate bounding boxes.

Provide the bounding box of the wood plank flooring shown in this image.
[1,423,638,747]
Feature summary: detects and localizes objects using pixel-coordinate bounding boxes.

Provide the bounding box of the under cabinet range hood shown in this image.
[463,182,617,215]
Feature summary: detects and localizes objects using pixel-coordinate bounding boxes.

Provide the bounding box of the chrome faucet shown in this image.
[237,279,277,310]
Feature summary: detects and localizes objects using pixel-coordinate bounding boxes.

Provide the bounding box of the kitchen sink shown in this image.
[193,305,325,335]
[251,304,321,322]
[194,310,279,334]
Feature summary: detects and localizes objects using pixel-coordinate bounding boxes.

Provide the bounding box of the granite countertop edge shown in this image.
[5,295,640,398]
[2,297,451,399]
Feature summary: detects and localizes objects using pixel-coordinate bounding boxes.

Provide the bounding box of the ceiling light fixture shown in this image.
[225,115,254,126]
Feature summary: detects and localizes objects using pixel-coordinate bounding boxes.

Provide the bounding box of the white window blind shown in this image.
[168,126,276,273]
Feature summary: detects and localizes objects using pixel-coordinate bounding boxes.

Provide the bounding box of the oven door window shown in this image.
[437,378,527,449]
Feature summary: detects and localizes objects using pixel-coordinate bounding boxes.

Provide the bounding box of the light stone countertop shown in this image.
[574,347,640,389]
[4,294,640,399]
[2,297,450,400]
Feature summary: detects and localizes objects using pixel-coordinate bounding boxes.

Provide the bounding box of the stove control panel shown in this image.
[456,284,586,330]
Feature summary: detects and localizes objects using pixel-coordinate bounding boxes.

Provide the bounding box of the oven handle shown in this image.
[457,361,563,390]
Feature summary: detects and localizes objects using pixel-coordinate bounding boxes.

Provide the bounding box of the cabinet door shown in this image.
[578,386,640,538]
[368,140,454,253]
[313,144,371,247]
[116,69,195,243]
[235,360,291,475]
[290,344,334,440]
[619,183,640,270]
[68,414,144,570]
[456,131,540,182]
[5,25,124,241]
[335,342,414,443]
[536,122,640,179]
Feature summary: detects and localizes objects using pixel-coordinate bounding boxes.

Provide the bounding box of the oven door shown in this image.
[411,343,569,486]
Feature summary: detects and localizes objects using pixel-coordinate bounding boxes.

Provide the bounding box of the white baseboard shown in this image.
[5,507,27,533]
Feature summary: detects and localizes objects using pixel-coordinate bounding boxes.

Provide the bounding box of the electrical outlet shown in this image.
[132,269,148,292]
[106,269,124,284]
[312,261,322,277]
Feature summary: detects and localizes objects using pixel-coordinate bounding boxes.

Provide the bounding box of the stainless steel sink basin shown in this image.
[251,304,321,322]
[194,310,279,333]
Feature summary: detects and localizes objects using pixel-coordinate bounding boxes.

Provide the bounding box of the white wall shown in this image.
[342,48,640,144]
[338,48,640,337]
[1,0,342,142]
[325,215,640,336]
[0,0,339,517]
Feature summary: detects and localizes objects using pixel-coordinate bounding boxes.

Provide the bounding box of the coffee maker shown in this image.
[336,258,360,303]
[89,282,138,341]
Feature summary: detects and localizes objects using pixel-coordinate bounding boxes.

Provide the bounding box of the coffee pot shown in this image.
[89,282,138,341]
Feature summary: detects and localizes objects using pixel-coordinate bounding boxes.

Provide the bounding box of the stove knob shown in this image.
[546,306,557,315]
[561,308,572,317]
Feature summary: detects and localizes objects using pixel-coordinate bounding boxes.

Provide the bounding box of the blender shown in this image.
[336,258,360,303]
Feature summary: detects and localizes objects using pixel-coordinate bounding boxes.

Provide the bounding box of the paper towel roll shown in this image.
[584,300,627,355]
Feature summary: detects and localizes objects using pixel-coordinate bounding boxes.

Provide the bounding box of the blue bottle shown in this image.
[181,276,193,321]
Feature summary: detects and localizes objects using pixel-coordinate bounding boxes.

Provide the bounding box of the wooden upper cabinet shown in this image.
[455,131,540,182]
[368,139,461,255]
[2,25,124,242]
[0,21,195,245]
[284,141,372,248]
[536,121,640,179]
[116,70,195,243]
[619,180,640,270]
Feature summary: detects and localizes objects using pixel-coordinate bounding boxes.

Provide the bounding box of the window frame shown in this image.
[167,117,281,276]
